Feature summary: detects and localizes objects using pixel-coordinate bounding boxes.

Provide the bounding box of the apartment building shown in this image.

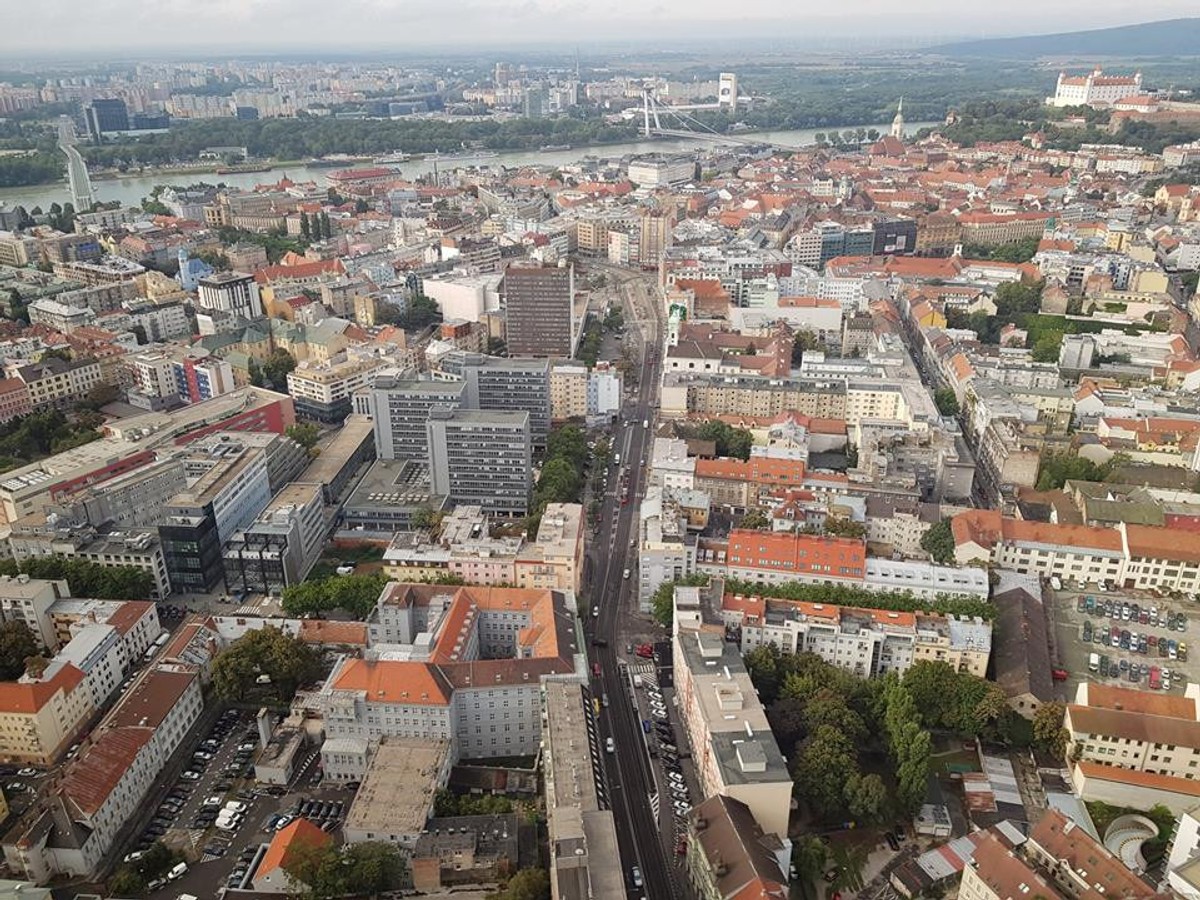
[3,666,203,881]
[722,529,866,585]
[15,358,103,411]
[672,582,793,840]
[426,408,532,517]
[685,795,789,900]
[287,350,405,424]
[459,355,551,446]
[9,526,172,600]
[953,509,1200,593]
[514,503,585,593]
[723,593,991,678]
[0,576,68,650]
[47,597,160,671]
[0,662,90,765]
[320,583,580,780]
[0,378,31,424]
[637,488,697,612]
[223,482,326,596]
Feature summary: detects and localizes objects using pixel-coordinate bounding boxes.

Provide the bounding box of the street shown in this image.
[580,265,682,899]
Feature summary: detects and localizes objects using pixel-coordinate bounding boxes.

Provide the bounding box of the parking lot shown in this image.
[1051,587,1197,696]
[121,708,355,898]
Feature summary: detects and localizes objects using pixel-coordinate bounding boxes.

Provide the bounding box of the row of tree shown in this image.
[675,420,753,461]
[528,425,590,536]
[0,556,155,600]
[0,408,107,474]
[298,210,333,241]
[280,572,388,619]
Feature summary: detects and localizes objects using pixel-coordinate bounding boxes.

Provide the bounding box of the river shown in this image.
[0,121,938,211]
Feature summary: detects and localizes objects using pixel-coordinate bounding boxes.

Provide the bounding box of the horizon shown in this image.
[2,7,1198,60]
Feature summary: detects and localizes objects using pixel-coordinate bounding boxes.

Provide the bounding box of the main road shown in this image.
[580,265,676,899]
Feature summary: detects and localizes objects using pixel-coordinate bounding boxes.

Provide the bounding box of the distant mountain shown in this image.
[928,18,1200,58]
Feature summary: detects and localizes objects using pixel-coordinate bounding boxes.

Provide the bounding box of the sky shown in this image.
[2,0,1198,56]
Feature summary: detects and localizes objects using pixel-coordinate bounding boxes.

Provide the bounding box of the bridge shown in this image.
[639,84,807,153]
[57,116,95,212]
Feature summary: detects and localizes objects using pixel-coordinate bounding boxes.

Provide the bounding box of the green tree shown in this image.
[681,420,753,461]
[1033,701,1069,759]
[739,509,770,530]
[107,867,147,897]
[286,422,320,450]
[920,519,956,565]
[934,388,960,417]
[824,516,867,539]
[0,620,40,680]
[793,724,859,820]
[211,626,321,703]
[845,771,888,823]
[497,868,551,900]
[343,841,408,895]
[281,572,388,619]
[261,349,297,392]
[792,835,828,900]
[649,574,710,627]
[299,211,311,241]
[1036,452,1108,490]
[248,357,264,387]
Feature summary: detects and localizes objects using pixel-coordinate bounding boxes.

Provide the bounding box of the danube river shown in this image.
[0,121,937,211]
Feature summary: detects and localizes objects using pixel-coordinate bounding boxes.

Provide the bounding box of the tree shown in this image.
[343,841,408,895]
[824,516,867,539]
[286,422,320,450]
[766,697,807,756]
[261,349,297,392]
[934,388,960,417]
[0,620,40,680]
[1033,701,1069,759]
[649,574,710,627]
[281,572,388,619]
[212,626,321,703]
[248,357,264,387]
[299,211,311,241]
[80,381,120,410]
[845,772,888,823]
[792,835,828,900]
[411,506,445,531]
[793,724,859,820]
[497,868,551,900]
[920,519,956,565]
[739,509,770,530]
[679,420,752,461]
[1036,452,1109,490]
[107,867,147,897]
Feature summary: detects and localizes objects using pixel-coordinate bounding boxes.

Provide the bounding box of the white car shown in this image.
[274,815,295,831]
[224,801,248,814]
[16,768,37,777]
[180,771,201,781]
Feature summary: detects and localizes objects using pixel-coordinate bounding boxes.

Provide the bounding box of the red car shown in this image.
[1051,668,1069,682]
[635,644,654,659]
[592,662,601,678]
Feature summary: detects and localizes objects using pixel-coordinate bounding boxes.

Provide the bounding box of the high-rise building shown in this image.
[84,99,129,142]
[367,374,467,460]
[459,355,551,447]
[426,408,531,517]
[718,73,738,110]
[639,208,674,268]
[502,264,577,358]
[196,272,263,319]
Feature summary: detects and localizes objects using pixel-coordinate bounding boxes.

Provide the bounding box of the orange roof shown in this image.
[951,509,1126,554]
[254,259,345,284]
[104,601,155,636]
[332,659,451,706]
[298,620,368,646]
[1085,683,1196,719]
[0,663,85,714]
[257,818,332,879]
[725,529,865,579]
[695,456,806,486]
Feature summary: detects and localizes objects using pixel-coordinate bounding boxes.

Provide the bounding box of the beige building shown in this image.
[15,358,103,411]
[0,662,91,765]
[673,583,792,839]
[514,503,585,594]
[549,363,589,420]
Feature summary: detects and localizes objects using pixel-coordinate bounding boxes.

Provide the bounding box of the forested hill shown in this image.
[928,18,1200,58]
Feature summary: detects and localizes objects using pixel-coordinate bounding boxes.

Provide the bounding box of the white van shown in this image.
[167,861,188,881]
[1050,575,1062,591]
[623,568,631,579]
[1089,653,1100,673]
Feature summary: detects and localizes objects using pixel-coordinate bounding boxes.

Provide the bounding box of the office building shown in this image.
[502,264,577,358]
[197,272,264,319]
[460,354,551,446]
[367,374,467,461]
[15,358,103,411]
[223,482,325,596]
[426,408,531,517]
[84,98,129,142]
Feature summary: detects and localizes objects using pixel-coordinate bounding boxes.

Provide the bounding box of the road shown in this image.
[581,265,675,899]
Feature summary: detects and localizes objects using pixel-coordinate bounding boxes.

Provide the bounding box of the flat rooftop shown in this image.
[345,459,442,509]
[343,736,449,838]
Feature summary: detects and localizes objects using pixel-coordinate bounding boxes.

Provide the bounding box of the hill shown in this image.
[928,18,1200,58]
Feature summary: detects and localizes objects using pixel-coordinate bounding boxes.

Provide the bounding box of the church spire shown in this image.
[890,97,905,141]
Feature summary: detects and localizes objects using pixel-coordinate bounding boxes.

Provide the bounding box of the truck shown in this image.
[1088,652,1100,673]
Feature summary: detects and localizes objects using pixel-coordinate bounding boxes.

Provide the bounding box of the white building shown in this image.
[196,272,263,318]
[1048,69,1143,108]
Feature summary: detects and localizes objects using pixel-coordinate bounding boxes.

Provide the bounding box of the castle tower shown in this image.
[890,97,905,141]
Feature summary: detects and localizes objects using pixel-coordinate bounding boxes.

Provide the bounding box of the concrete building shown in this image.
[223,482,326,596]
[367,373,467,461]
[637,488,697,613]
[459,355,551,447]
[288,349,404,424]
[426,408,532,517]
[0,576,68,650]
[673,582,793,841]
[685,794,788,900]
[543,679,624,900]
[197,271,264,319]
[723,591,990,678]
[341,736,452,851]
[1048,68,1143,108]
[502,263,578,358]
[15,358,103,411]
[0,663,90,766]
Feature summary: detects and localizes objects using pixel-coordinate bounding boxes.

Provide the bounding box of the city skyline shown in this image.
[2,3,1198,56]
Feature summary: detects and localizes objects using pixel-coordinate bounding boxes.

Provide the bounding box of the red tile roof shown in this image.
[257,818,332,879]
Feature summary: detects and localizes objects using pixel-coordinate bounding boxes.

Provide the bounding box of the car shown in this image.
[1076,596,1087,612]
[1170,639,1179,659]
[124,850,145,863]
[16,768,37,777]
[886,832,901,852]
[606,737,615,754]
[1181,642,1189,662]
[1083,621,1093,640]
[631,867,643,889]
[180,770,201,780]
[1119,659,1129,673]
[224,801,248,813]
[275,815,295,831]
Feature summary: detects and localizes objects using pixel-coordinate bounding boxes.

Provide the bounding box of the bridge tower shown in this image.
[641,83,663,138]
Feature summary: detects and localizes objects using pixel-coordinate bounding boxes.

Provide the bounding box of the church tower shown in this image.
[891,97,905,140]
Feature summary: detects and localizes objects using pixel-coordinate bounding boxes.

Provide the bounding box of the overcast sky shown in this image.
[3,0,1197,56]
